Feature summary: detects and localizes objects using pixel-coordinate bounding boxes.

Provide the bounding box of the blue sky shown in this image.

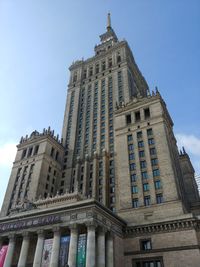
[0,0,200,209]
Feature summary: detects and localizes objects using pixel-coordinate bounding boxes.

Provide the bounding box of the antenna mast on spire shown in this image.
[107,13,111,30]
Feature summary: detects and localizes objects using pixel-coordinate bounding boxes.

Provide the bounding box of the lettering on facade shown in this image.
[0,214,61,233]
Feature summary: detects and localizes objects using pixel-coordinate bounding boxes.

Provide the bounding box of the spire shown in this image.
[107,13,111,30]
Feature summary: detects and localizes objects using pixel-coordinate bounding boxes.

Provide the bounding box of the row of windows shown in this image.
[131,180,162,194]
[21,145,39,160]
[72,52,122,82]
[132,194,163,208]
[126,107,150,125]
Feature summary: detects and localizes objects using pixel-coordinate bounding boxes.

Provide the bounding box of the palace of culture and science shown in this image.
[0,14,200,267]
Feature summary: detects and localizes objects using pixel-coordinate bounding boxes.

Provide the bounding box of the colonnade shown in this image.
[0,223,114,267]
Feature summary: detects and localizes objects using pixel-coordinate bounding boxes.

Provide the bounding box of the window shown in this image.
[60,181,64,186]
[129,153,135,160]
[139,150,145,158]
[135,111,141,122]
[147,128,153,136]
[144,108,150,119]
[132,185,138,194]
[126,114,132,124]
[140,161,147,169]
[33,145,39,155]
[128,144,134,151]
[132,198,139,208]
[156,194,163,204]
[141,171,148,180]
[131,174,137,182]
[127,134,133,141]
[140,239,152,251]
[50,147,55,157]
[89,66,93,76]
[99,170,103,176]
[117,52,121,63]
[151,158,158,166]
[27,147,33,157]
[133,259,162,267]
[130,163,136,171]
[148,138,155,145]
[95,63,99,74]
[150,147,156,155]
[21,149,27,159]
[137,131,142,139]
[143,183,149,191]
[144,196,151,206]
[102,61,106,71]
[155,180,161,190]
[110,186,115,193]
[83,69,87,79]
[110,196,115,203]
[153,169,160,177]
[138,141,144,148]
[108,57,112,68]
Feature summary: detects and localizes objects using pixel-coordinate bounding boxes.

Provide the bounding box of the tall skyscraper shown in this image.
[0,14,200,267]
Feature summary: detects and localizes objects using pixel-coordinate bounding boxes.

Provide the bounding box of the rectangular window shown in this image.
[126,114,132,124]
[131,174,137,182]
[143,183,149,191]
[139,150,145,158]
[144,196,151,206]
[95,63,99,74]
[128,144,134,151]
[135,111,141,122]
[130,163,136,171]
[156,194,163,204]
[102,61,106,71]
[140,239,152,251]
[151,158,158,166]
[137,131,142,139]
[144,108,150,119]
[132,198,139,208]
[155,180,161,189]
[148,138,155,145]
[129,153,135,160]
[21,149,27,159]
[27,147,33,157]
[147,128,153,136]
[132,185,138,194]
[33,145,39,155]
[140,161,147,169]
[141,171,148,180]
[150,147,156,155]
[153,169,160,177]
[138,141,144,148]
[127,134,133,141]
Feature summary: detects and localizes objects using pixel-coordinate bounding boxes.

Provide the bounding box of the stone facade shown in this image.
[0,14,200,267]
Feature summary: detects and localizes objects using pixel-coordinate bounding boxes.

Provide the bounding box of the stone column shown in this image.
[97,228,106,267]
[17,232,30,267]
[49,227,61,267]
[68,224,78,267]
[3,234,15,267]
[33,230,45,267]
[106,233,114,267]
[86,222,96,267]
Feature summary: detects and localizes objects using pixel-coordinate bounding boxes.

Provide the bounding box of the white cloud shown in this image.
[176,134,200,156]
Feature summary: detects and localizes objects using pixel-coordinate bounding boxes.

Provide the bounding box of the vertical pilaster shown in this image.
[106,233,114,267]
[17,232,30,267]
[3,234,15,267]
[68,224,78,267]
[83,154,89,196]
[97,228,106,267]
[33,230,45,267]
[86,222,96,267]
[102,149,108,205]
[74,157,81,192]
[50,227,61,267]
[92,152,98,199]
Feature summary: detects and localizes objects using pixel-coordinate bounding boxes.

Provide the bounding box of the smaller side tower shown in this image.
[0,128,64,217]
